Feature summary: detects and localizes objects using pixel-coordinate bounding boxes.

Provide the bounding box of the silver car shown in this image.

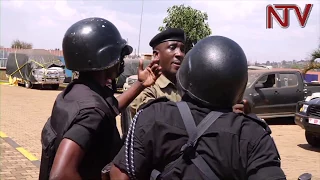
[123,75,138,91]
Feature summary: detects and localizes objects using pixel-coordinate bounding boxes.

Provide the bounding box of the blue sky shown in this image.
[1,0,319,63]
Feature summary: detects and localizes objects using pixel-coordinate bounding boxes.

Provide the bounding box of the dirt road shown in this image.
[0,84,319,179]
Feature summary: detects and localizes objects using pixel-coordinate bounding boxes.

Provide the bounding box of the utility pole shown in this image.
[137,0,144,57]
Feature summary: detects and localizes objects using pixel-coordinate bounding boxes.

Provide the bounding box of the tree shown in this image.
[302,42,320,74]
[11,39,33,49]
[159,4,212,53]
[291,64,304,69]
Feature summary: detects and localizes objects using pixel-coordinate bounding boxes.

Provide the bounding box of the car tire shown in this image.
[305,131,320,148]
[25,81,32,89]
[51,84,59,90]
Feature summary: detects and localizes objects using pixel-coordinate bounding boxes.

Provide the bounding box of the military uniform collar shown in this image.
[156,74,175,88]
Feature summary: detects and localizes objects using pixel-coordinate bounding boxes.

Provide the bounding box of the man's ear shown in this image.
[153,50,160,60]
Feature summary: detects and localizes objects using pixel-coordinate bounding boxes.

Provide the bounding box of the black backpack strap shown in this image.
[176,101,197,137]
[178,102,222,180]
[151,102,222,180]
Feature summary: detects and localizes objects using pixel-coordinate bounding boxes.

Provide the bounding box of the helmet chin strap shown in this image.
[118,59,125,76]
[117,53,125,76]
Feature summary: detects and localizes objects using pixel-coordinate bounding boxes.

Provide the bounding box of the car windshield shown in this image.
[247,71,262,88]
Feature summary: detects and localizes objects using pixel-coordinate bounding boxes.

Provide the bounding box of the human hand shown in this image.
[137,59,162,87]
[232,99,251,114]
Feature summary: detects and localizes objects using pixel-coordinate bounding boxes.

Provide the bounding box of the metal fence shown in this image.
[0,49,9,68]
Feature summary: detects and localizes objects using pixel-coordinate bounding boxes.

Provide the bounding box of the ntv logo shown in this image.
[266,4,313,29]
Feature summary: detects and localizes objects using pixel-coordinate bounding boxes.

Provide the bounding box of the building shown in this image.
[141,53,153,60]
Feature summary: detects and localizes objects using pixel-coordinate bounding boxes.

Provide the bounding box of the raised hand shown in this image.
[137,59,162,87]
[232,99,252,114]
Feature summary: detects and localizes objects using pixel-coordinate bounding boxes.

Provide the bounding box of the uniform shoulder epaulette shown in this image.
[243,113,272,134]
[138,96,170,111]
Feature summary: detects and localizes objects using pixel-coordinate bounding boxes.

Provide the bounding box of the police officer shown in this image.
[39,17,161,180]
[109,36,286,180]
[129,28,185,115]
[119,28,186,139]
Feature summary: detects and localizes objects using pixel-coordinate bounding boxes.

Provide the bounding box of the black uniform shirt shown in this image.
[113,97,286,180]
[61,79,122,179]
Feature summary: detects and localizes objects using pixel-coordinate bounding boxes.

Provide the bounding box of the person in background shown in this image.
[129,28,185,115]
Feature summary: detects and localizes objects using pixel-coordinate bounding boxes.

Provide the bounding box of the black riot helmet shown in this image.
[176,36,248,108]
[62,17,133,72]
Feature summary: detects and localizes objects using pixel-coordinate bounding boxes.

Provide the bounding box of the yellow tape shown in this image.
[16,147,38,161]
[9,49,64,82]
[0,131,8,138]
[9,51,62,78]
[0,82,9,85]
[29,59,45,68]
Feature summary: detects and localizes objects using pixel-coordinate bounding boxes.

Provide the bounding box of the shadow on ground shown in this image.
[266,117,296,125]
[17,84,67,91]
[33,85,66,91]
[297,144,320,153]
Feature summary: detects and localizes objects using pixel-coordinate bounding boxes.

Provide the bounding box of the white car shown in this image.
[123,75,138,91]
[31,66,65,89]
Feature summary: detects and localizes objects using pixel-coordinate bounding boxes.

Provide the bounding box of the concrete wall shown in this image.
[142,54,152,60]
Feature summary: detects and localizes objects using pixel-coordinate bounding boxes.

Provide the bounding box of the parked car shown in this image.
[6,49,65,90]
[58,56,73,83]
[120,74,139,140]
[304,92,320,102]
[295,98,320,147]
[116,59,151,92]
[248,65,272,70]
[123,75,138,91]
[243,69,320,119]
[304,81,320,97]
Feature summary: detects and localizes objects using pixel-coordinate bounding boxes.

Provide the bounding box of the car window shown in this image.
[279,73,298,87]
[257,74,276,88]
[247,71,262,88]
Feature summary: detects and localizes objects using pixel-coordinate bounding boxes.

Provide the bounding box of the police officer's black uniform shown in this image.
[111,36,286,180]
[39,17,132,180]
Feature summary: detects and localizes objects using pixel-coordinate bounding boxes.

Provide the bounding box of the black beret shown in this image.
[149,28,186,48]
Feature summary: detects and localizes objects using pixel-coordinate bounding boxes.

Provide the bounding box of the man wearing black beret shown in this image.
[129,28,187,114]
[129,28,250,115]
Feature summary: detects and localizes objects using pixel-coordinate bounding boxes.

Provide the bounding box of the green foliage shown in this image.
[159,4,212,53]
[302,42,320,74]
[311,48,320,60]
[291,64,304,69]
[11,39,33,49]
